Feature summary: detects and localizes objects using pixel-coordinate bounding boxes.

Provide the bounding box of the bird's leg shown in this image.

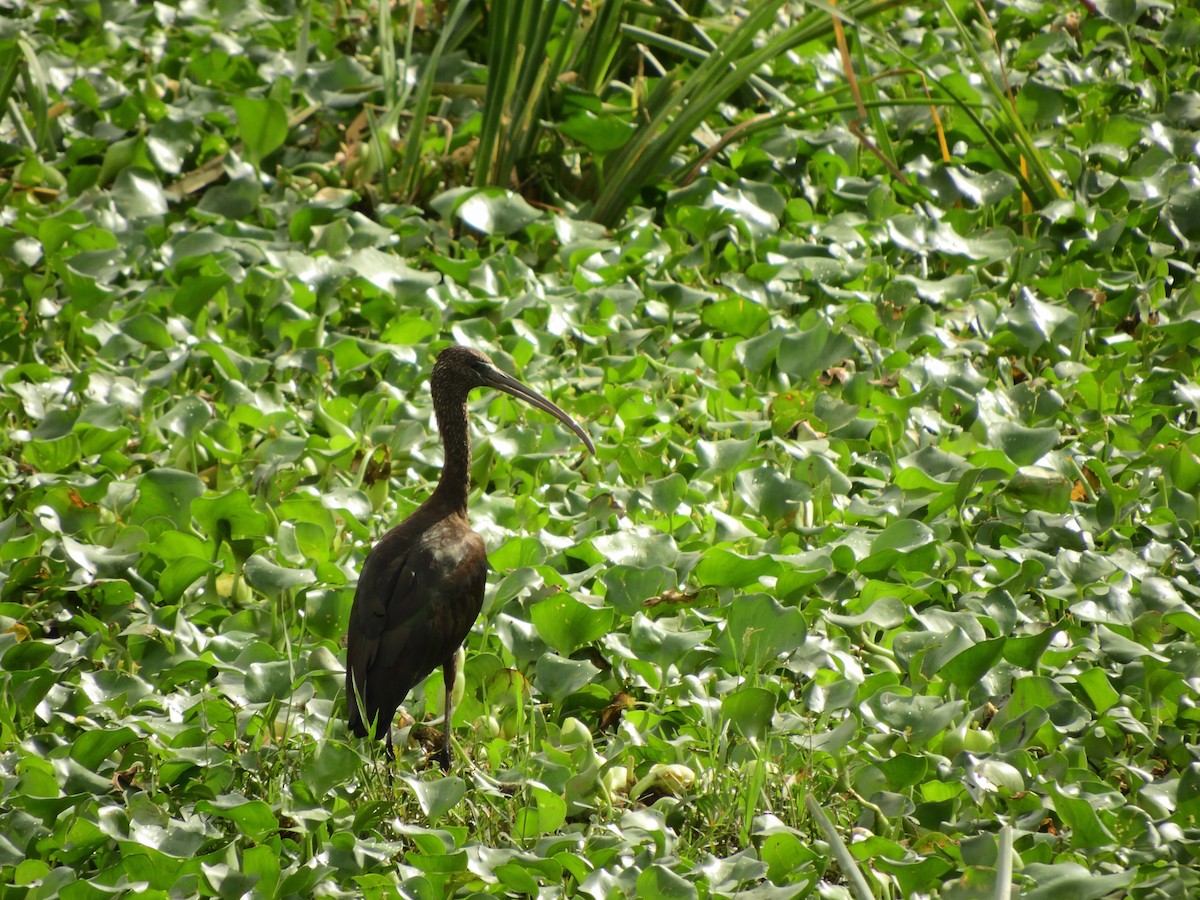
[439,654,456,772]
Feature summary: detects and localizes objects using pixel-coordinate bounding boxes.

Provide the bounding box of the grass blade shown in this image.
[804,794,875,900]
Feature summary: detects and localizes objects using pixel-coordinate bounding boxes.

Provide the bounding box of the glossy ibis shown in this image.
[346,345,594,770]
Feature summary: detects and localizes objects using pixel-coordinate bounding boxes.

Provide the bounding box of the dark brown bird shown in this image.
[346,345,594,769]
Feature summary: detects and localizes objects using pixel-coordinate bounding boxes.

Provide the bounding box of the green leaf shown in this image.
[701,297,769,338]
[131,468,205,531]
[718,594,806,671]
[693,549,781,589]
[301,740,360,796]
[533,653,599,703]
[231,96,289,166]
[195,795,277,842]
[530,593,614,655]
[558,111,635,154]
[513,787,567,840]
[23,433,81,473]
[1004,465,1073,511]
[69,726,138,769]
[602,565,674,616]
[243,554,316,597]
[192,489,270,542]
[1003,628,1057,669]
[443,189,542,236]
[404,775,467,821]
[636,864,698,900]
[988,419,1061,465]
[245,660,293,702]
[720,686,776,740]
[940,637,1005,692]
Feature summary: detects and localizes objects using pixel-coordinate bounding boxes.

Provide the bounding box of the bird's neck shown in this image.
[432,398,471,513]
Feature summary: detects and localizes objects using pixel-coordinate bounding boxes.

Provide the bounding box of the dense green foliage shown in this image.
[3,0,1200,896]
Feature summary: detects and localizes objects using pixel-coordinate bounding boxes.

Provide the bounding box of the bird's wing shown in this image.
[345,520,421,736]
[375,524,488,670]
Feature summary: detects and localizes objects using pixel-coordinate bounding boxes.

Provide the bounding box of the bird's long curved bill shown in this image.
[483,365,595,454]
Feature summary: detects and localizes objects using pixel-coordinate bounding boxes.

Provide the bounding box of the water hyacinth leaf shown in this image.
[701,298,769,338]
[1076,667,1120,714]
[193,489,270,543]
[120,312,173,349]
[970,758,1023,797]
[721,686,776,740]
[939,637,1005,693]
[530,593,614,655]
[195,795,277,843]
[1018,863,1135,900]
[303,588,350,640]
[404,775,467,821]
[589,531,680,569]
[998,292,1079,349]
[857,520,935,576]
[3,640,57,672]
[1004,466,1073,511]
[988,425,1060,468]
[877,753,928,791]
[693,549,781,589]
[242,846,281,898]
[245,660,293,702]
[865,693,963,748]
[719,594,806,671]
[1045,783,1117,850]
[824,596,906,630]
[634,864,698,900]
[558,112,635,154]
[243,554,316,597]
[873,518,936,554]
[159,555,219,602]
[602,565,674,616]
[452,190,541,236]
[231,96,288,166]
[202,863,258,898]
[69,726,138,769]
[894,273,975,306]
[945,167,1018,206]
[1165,183,1200,241]
[760,832,817,886]
[514,788,567,840]
[737,467,809,524]
[345,248,441,293]
[872,852,952,896]
[23,434,81,473]
[696,438,757,475]
[494,863,540,895]
[302,740,360,796]
[534,653,599,703]
[776,322,856,379]
[1003,628,1057,669]
[112,167,168,218]
[1177,764,1200,823]
[630,613,713,672]
[131,469,205,531]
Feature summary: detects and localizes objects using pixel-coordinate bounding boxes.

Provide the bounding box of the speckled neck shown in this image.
[431,391,471,514]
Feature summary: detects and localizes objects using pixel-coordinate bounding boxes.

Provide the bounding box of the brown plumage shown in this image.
[346,345,594,769]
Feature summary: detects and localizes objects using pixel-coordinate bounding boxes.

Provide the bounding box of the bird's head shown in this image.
[431,345,595,454]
